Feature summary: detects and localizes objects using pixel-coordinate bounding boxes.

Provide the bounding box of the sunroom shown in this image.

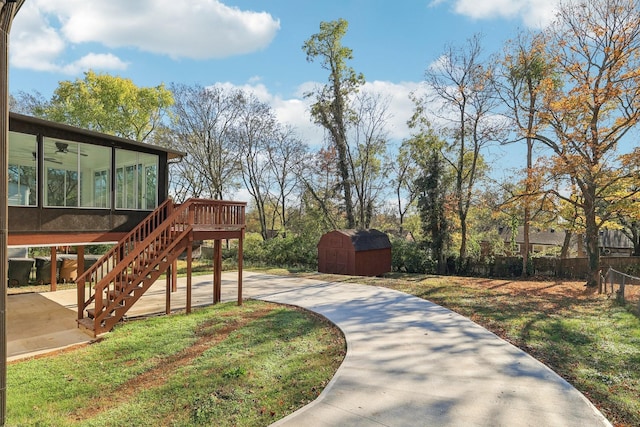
[8,112,179,247]
[7,112,246,335]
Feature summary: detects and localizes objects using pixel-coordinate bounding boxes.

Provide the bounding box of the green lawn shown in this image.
[7,300,345,427]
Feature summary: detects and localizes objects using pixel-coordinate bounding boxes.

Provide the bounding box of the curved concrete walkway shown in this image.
[16,271,611,426]
[240,273,611,427]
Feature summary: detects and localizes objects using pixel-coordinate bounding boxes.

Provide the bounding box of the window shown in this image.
[43,138,111,208]
[115,149,158,210]
[8,131,38,206]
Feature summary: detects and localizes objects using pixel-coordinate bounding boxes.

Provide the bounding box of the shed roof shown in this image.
[337,229,391,251]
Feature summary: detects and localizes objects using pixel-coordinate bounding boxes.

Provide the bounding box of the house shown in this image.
[7,113,246,335]
[598,229,634,257]
[318,229,391,276]
[495,226,634,258]
[497,226,569,257]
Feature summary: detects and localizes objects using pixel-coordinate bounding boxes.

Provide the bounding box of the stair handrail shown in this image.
[91,223,194,329]
[76,198,174,287]
[76,198,174,320]
[77,198,246,324]
[78,199,189,320]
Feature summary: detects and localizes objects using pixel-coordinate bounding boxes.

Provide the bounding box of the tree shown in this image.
[390,140,420,236]
[296,146,341,231]
[496,31,559,276]
[303,18,365,229]
[9,90,47,115]
[234,92,278,240]
[347,91,390,228]
[38,70,173,142]
[416,149,450,274]
[415,34,502,260]
[167,83,243,200]
[392,129,443,236]
[535,0,640,286]
[610,173,640,255]
[265,125,307,235]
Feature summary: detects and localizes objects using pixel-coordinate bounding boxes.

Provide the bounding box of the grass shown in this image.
[292,272,640,427]
[7,300,345,427]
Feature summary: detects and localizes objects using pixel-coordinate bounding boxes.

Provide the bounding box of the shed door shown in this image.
[325,248,349,274]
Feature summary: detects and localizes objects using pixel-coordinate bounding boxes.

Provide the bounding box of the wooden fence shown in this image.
[488,256,640,280]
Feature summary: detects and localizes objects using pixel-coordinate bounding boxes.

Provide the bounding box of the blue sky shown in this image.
[7,0,562,169]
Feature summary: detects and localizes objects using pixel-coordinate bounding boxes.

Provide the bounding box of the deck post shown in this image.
[213,239,222,303]
[50,246,57,292]
[165,263,171,315]
[77,245,85,278]
[76,246,85,320]
[238,229,244,306]
[186,235,192,314]
[171,259,177,292]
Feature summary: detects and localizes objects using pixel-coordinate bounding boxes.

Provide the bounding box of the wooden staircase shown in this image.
[76,198,245,336]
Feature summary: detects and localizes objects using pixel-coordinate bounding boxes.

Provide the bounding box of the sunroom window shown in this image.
[8,131,37,206]
[43,138,111,208]
[115,149,158,210]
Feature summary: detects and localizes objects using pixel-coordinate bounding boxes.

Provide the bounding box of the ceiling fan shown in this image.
[55,141,88,156]
[36,151,63,165]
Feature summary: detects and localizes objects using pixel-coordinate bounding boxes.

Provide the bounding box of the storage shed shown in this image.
[318,229,392,277]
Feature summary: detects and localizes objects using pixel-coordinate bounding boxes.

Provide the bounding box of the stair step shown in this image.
[77,317,95,331]
[86,308,117,319]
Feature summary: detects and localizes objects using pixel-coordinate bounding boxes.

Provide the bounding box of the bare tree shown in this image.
[266,125,307,235]
[296,146,341,231]
[234,92,278,240]
[168,83,243,200]
[416,34,503,260]
[347,91,391,229]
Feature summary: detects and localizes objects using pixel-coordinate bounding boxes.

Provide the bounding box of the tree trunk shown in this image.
[522,135,533,277]
[560,231,572,259]
[584,200,600,288]
[459,213,467,261]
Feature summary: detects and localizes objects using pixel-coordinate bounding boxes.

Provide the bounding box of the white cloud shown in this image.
[437,0,561,28]
[10,5,66,71]
[9,0,280,74]
[60,53,129,75]
[37,0,280,59]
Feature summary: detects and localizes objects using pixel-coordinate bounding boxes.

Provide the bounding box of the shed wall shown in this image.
[318,230,392,276]
[354,248,391,277]
[318,231,354,275]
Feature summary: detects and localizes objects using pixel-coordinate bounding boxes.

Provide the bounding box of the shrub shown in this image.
[391,239,435,274]
[237,233,317,270]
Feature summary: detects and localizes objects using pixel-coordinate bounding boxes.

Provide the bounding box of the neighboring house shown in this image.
[497,226,569,257]
[494,226,634,258]
[598,229,634,257]
[8,112,246,336]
